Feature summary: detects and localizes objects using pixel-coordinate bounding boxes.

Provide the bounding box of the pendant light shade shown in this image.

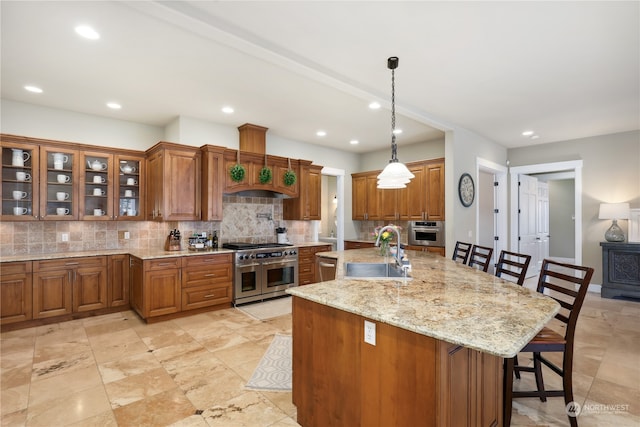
[377,56,414,189]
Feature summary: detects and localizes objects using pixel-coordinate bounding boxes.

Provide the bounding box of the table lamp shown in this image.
[599,203,630,242]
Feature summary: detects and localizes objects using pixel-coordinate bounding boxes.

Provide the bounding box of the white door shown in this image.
[518,174,539,276]
[537,182,550,266]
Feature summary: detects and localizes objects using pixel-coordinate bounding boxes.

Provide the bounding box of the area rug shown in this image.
[245,334,292,392]
[236,296,292,321]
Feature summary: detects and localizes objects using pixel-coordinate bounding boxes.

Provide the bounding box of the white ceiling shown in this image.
[1,1,638,153]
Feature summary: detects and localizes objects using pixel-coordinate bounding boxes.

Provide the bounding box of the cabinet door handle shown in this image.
[68,271,72,283]
[319,262,336,268]
[65,262,80,266]
[204,273,216,277]
[204,294,215,298]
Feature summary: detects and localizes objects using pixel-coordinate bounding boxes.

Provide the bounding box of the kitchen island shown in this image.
[287,248,559,427]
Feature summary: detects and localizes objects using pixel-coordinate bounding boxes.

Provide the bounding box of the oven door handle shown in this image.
[238,263,261,268]
[263,259,297,266]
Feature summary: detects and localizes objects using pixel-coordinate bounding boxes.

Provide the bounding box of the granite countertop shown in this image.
[287,248,560,358]
[0,247,235,262]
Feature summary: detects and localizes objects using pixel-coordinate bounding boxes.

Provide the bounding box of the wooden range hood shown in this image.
[218,123,313,199]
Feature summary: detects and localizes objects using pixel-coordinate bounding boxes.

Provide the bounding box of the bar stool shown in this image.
[504,259,594,427]
[495,250,531,286]
[452,241,472,264]
[468,244,494,272]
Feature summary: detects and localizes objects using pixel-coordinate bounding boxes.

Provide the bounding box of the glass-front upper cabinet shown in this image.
[40,146,79,220]
[1,139,40,221]
[115,154,144,220]
[80,151,114,220]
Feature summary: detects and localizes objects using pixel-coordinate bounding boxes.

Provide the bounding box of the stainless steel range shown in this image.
[223,242,298,305]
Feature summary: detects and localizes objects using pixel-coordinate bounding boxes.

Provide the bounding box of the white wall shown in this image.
[507,130,640,284]
[445,127,508,256]
[1,100,162,150]
[359,138,445,171]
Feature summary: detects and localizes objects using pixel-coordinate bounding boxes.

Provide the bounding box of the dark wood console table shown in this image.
[600,242,640,300]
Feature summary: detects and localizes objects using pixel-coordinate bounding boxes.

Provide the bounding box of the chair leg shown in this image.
[563,356,578,427]
[533,352,547,402]
[504,357,514,427]
[514,354,521,379]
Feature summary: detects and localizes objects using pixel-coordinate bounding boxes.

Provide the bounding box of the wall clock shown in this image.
[458,173,475,207]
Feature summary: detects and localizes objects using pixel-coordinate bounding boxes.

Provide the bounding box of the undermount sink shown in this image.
[344,262,411,279]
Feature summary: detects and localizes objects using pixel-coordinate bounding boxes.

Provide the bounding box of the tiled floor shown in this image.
[1,292,639,426]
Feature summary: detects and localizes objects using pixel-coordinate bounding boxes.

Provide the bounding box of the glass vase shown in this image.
[379,240,390,257]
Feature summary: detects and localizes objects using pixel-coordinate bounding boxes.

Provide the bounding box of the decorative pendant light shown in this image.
[377,56,415,189]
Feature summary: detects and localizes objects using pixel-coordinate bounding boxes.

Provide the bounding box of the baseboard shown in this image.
[588,283,601,294]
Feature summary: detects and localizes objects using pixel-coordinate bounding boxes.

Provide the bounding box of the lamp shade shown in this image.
[598,203,630,220]
[377,162,415,189]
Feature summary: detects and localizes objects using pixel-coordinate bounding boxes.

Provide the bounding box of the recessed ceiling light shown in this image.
[369,102,381,110]
[522,130,534,136]
[222,106,234,114]
[531,135,540,140]
[316,130,326,137]
[393,129,403,135]
[106,102,121,110]
[75,25,100,40]
[350,139,359,145]
[24,85,43,93]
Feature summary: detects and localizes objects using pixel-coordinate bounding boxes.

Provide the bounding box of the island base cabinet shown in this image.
[438,343,502,427]
[292,297,502,427]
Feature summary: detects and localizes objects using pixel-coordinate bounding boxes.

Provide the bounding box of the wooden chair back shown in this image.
[495,250,531,285]
[468,244,494,272]
[535,259,594,345]
[452,241,472,264]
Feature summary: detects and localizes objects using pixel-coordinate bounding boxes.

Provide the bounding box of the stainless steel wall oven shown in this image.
[408,221,445,247]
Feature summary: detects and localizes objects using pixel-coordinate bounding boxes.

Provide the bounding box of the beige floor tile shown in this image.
[1,408,27,427]
[0,383,29,414]
[112,387,196,427]
[201,391,290,427]
[67,410,118,427]
[26,384,112,426]
[168,415,210,427]
[29,364,103,407]
[182,367,247,409]
[98,351,163,384]
[1,358,32,390]
[31,350,96,382]
[104,367,178,408]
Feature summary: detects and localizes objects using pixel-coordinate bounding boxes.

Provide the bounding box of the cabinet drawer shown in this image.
[145,257,182,271]
[34,256,106,271]
[299,272,314,286]
[299,263,314,275]
[182,265,232,287]
[183,253,232,268]
[182,284,231,310]
[1,261,32,275]
[298,247,313,256]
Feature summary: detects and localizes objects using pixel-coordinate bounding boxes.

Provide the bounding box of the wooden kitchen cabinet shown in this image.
[108,254,130,307]
[283,162,322,220]
[0,137,40,221]
[344,240,375,250]
[181,253,233,310]
[130,256,182,320]
[352,158,444,222]
[40,145,80,220]
[437,342,502,427]
[200,145,225,221]
[79,150,114,220]
[406,245,446,257]
[0,262,33,325]
[146,142,201,221]
[298,244,332,285]
[352,171,381,220]
[33,256,107,318]
[293,298,502,427]
[114,153,145,220]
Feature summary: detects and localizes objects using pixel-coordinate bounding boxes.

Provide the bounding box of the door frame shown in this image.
[509,160,583,267]
[476,158,508,267]
[321,166,345,251]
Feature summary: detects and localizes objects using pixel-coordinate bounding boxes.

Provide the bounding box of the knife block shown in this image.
[165,235,181,251]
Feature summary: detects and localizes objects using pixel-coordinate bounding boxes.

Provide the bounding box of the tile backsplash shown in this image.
[0,195,315,257]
